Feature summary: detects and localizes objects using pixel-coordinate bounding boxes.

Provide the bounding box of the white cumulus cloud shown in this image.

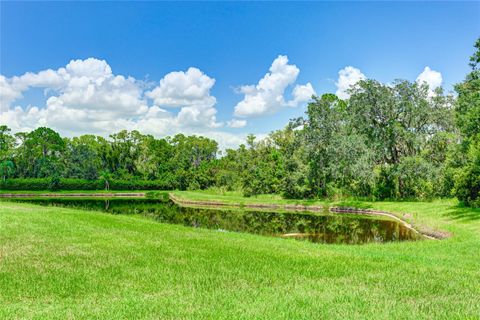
[227,119,247,128]
[146,67,221,129]
[0,76,23,111]
[146,67,216,108]
[287,83,316,107]
[233,55,315,117]
[335,66,366,100]
[1,58,149,135]
[416,66,443,96]
[0,58,244,147]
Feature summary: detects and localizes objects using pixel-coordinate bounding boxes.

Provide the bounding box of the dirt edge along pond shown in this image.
[4,196,435,244]
[169,194,445,240]
[0,192,447,240]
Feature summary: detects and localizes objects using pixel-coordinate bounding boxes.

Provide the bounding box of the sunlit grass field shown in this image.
[1,197,479,319]
[172,189,322,205]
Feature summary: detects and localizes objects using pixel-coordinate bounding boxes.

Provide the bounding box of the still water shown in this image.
[10,198,423,244]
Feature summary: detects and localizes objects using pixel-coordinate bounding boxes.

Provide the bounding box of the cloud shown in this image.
[233,55,314,117]
[227,119,247,128]
[0,58,238,147]
[287,83,316,107]
[334,65,443,100]
[147,67,221,129]
[146,67,216,108]
[416,66,443,96]
[0,76,23,111]
[335,66,366,100]
[200,131,249,151]
[1,58,151,137]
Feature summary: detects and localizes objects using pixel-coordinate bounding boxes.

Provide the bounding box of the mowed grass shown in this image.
[171,189,326,206]
[1,199,480,319]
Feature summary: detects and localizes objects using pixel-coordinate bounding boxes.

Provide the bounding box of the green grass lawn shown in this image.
[170,191,470,236]
[170,189,326,206]
[1,198,480,319]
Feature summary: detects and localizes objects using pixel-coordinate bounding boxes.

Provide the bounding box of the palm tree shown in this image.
[0,160,14,182]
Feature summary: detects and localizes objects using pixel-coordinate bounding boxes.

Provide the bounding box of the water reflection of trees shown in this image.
[11,198,421,244]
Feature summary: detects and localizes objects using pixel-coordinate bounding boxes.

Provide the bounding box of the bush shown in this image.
[109,179,175,190]
[215,170,241,192]
[454,168,480,207]
[0,178,51,191]
[373,165,398,199]
[0,178,175,191]
[49,175,61,191]
[58,178,103,190]
[145,191,170,201]
[373,157,437,200]
[454,141,480,207]
[395,157,436,199]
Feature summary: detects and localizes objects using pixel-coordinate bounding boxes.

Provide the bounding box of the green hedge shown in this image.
[0,178,52,191]
[109,180,174,190]
[0,178,174,191]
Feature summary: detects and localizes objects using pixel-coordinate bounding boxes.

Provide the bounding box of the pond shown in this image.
[7,198,424,245]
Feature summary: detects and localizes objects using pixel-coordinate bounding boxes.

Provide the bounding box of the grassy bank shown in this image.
[1,198,479,319]
[170,190,325,206]
[170,191,473,236]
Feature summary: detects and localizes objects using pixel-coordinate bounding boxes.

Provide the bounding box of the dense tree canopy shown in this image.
[1,39,479,206]
[452,38,480,207]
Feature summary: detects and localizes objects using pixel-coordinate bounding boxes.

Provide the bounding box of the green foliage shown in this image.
[2,126,219,191]
[454,141,480,207]
[1,38,478,205]
[373,164,398,200]
[455,38,480,139]
[2,200,480,318]
[0,178,100,191]
[395,156,436,199]
[49,175,61,191]
[451,37,480,207]
[64,136,103,180]
[0,160,15,181]
[0,178,174,191]
[99,170,112,190]
[302,81,452,200]
[373,158,438,200]
[12,127,65,178]
[144,191,170,201]
[0,125,15,160]
[0,178,51,190]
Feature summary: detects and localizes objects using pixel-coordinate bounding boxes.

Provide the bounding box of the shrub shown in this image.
[109,179,175,190]
[0,178,51,191]
[373,157,437,200]
[0,178,175,191]
[49,175,61,191]
[454,168,480,207]
[373,164,398,199]
[59,178,103,190]
[454,141,480,207]
[395,157,436,199]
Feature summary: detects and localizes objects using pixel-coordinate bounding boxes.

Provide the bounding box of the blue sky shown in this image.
[1,1,479,148]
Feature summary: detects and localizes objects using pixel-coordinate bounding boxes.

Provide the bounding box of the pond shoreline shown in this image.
[0,192,146,198]
[0,191,448,240]
[169,194,447,240]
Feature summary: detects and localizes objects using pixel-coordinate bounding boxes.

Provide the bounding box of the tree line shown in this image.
[1,39,479,206]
